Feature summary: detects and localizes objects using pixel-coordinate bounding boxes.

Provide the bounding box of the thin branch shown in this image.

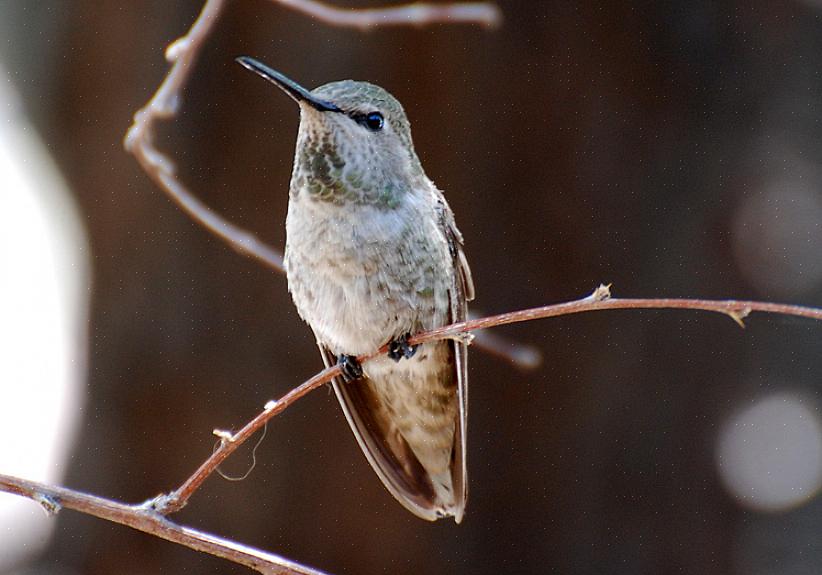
[124,0,286,271]
[149,364,344,515]
[0,474,328,575]
[149,285,822,516]
[410,287,822,346]
[272,0,502,29]
[3,287,821,571]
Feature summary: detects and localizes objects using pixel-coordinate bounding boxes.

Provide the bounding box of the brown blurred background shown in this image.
[2,1,822,574]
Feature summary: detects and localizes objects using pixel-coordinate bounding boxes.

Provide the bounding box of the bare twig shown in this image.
[410,286,822,345]
[124,0,286,271]
[148,364,344,515]
[272,0,502,29]
[3,287,821,571]
[0,474,328,575]
[149,285,822,515]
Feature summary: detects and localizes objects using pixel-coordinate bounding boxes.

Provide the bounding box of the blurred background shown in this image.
[1,1,822,574]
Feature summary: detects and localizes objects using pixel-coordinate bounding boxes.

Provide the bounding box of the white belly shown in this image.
[284,196,453,355]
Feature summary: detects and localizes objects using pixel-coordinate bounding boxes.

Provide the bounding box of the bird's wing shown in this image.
[438,195,474,523]
[319,343,445,520]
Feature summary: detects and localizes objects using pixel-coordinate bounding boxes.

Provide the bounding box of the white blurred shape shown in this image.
[0,63,89,569]
[732,172,822,298]
[716,393,822,512]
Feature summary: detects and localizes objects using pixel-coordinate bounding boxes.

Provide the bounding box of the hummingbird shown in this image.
[237,56,474,522]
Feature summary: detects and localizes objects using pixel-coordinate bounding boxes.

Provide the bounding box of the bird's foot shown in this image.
[337,354,363,381]
[388,333,418,362]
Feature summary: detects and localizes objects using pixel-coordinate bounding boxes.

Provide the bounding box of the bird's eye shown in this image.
[363,112,384,131]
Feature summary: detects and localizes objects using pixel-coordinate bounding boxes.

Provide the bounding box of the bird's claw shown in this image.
[337,354,363,381]
[388,333,418,362]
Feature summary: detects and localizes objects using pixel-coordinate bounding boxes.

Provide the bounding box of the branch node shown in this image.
[727,306,751,329]
[213,428,236,444]
[165,37,190,62]
[123,112,146,152]
[139,492,177,515]
[591,283,612,302]
[264,399,279,411]
[33,492,61,516]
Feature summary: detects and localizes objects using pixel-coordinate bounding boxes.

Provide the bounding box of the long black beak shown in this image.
[236,56,341,113]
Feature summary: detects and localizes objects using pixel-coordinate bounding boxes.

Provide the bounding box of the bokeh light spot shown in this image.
[716,393,822,512]
[732,178,822,298]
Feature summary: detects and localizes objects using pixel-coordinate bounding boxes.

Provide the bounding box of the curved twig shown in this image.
[2,287,821,572]
[0,473,328,575]
[412,289,822,345]
[149,284,822,516]
[272,0,502,29]
[124,0,286,270]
